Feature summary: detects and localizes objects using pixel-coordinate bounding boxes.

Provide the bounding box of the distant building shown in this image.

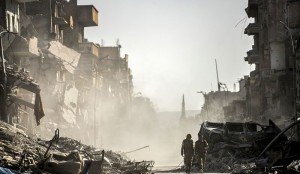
[198,91,241,122]
[223,77,248,121]
[197,78,247,122]
[98,46,133,105]
[180,94,186,121]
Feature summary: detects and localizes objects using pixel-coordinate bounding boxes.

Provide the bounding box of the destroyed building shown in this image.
[223,77,248,122]
[198,0,300,129]
[0,0,137,147]
[0,1,157,173]
[97,46,133,116]
[194,1,300,173]
[243,0,300,126]
[0,0,45,134]
[197,79,246,122]
[21,0,99,142]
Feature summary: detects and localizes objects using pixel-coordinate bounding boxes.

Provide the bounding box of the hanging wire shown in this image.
[234,15,248,38]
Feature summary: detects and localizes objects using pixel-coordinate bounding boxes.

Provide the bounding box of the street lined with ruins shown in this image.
[0,0,300,173]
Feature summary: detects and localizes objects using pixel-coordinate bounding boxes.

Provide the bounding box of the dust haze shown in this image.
[35,82,224,167]
[0,0,249,168]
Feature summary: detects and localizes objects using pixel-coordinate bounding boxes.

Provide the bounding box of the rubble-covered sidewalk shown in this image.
[0,120,154,174]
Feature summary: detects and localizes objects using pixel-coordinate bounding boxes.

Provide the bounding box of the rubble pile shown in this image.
[0,121,40,169]
[119,160,155,174]
[0,120,144,174]
[198,120,281,172]
[204,141,265,173]
[198,120,300,174]
[287,160,300,173]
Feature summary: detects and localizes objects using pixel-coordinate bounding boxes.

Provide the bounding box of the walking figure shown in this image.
[195,134,208,173]
[181,134,194,173]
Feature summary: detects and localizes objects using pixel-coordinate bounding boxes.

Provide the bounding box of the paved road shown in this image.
[153,166,230,173]
[155,172,226,174]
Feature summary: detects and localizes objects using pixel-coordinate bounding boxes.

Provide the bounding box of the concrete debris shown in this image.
[195,119,300,174]
[0,120,153,174]
[5,65,45,126]
[287,160,300,173]
[119,160,155,174]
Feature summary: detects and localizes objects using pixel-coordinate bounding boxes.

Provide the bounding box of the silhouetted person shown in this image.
[195,135,208,173]
[181,134,194,173]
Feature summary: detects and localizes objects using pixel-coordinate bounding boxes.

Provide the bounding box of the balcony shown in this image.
[8,36,39,57]
[244,23,261,35]
[245,49,259,64]
[53,16,73,29]
[53,16,68,25]
[249,0,258,4]
[78,42,99,58]
[47,41,80,74]
[245,0,258,18]
[77,5,98,27]
[15,0,38,3]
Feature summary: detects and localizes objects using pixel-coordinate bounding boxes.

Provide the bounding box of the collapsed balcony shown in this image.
[6,36,39,58]
[244,23,261,35]
[47,41,81,74]
[6,65,45,126]
[52,16,73,30]
[244,49,260,64]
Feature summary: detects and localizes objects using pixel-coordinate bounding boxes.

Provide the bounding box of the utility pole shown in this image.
[94,71,98,147]
[215,59,220,91]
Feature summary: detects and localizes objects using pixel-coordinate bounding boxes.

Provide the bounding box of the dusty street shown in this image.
[1,0,300,173]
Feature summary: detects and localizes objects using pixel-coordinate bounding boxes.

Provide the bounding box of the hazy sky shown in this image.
[78,0,254,112]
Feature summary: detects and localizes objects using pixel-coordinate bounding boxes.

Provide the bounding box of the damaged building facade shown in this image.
[243,0,299,126]
[0,0,45,134]
[0,0,134,146]
[23,0,99,140]
[187,1,300,173]
[197,78,247,122]
[239,0,300,134]
[96,46,133,118]
[199,0,300,129]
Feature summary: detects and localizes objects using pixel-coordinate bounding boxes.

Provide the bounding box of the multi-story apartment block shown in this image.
[0,0,101,138]
[0,0,136,145]
[22,0,99,139]
[244,0,300,126]
[0,0,45,132]
[98,46,133,106]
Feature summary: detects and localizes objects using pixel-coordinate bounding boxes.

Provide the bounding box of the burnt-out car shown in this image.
[198,120,287,156]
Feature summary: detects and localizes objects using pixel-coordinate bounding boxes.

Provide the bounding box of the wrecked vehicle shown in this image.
[197,119,300,173]
[197,120,288,172]
[199,120,286,155]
